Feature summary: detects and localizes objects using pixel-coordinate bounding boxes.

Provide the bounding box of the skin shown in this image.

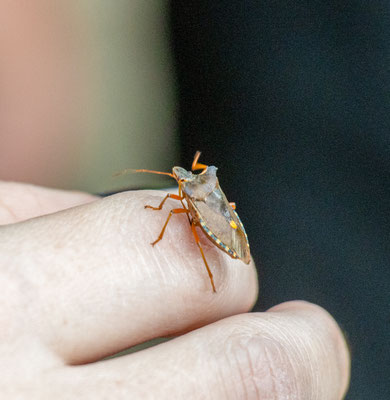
[0,182,350,399]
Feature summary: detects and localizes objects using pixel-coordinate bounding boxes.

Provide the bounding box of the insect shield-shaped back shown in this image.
[181,166,251,264]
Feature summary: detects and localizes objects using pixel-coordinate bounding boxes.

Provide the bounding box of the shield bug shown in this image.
[116,151,250,292]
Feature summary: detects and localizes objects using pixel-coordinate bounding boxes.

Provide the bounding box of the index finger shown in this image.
[0,181,97,224]
[0,191,258,364]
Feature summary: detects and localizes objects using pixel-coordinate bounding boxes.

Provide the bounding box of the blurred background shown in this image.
[0,0,177,191]
[0,1,389,399]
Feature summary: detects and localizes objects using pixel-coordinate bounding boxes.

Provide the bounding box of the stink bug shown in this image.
[117,151,250,292]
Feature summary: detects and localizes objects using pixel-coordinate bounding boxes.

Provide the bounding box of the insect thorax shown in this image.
[180,166,218,201]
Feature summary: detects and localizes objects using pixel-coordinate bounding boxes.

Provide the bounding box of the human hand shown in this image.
[0,182,350,399]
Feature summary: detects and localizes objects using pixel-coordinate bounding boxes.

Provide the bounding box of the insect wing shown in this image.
[191,184,250,264]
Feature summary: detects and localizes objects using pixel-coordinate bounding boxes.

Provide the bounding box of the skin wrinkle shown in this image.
[281,337,300,400]
[247,337,295,400]
[219,332,258,399]
[263,317,303,396]
[263,345,279,400]
[143,230,177,293]
[245,344,261,400]
[177,330,222,399]
[146,205,209,293]
[139,194,193,288]
[111,194,166,286]
[271,320,304,399]
[271,318,314,399]
[157,241,178,288]
[292,318,315,399]
[304,328,321,400]
[0,185,27,223]
[222,332,248,397]
[289,315,327,399]
[319,322,340,399]
[166,337,207,399]
[117,221,151,288]
[272,340,300,400]
[0,201,18,222]
[287,330,309,399]
[0,237,58,348]
[0,267,34,344]
[232,347,249,400]
[219,350,235,400]
[24,184,44,216]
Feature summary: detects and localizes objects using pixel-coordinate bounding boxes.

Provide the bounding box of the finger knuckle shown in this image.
[225,333,299,400]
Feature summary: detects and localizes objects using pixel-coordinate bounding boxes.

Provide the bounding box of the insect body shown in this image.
[119,152,250,292]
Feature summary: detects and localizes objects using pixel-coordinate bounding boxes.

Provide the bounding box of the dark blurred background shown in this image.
[171,1,390,399]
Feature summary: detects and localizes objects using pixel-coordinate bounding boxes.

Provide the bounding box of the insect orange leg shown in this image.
[229,202,236,210]
[191,151,208,172]
[145,193,184,210]
[146,192,191,224]
[190,221,217,293]
[150,208,189,246]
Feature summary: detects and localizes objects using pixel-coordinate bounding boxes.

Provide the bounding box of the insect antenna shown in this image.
[113,168,175,179]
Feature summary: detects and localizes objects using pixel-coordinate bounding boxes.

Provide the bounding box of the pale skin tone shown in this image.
[0,182,350,399]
